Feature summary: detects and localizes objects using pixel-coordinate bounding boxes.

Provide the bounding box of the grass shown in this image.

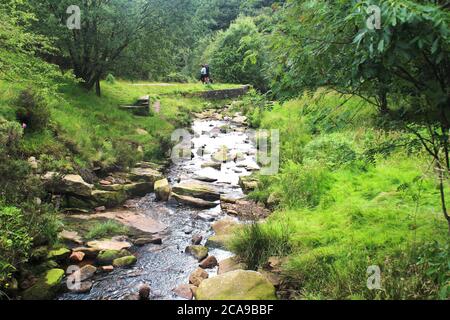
[0,78,238,170]
[231,89,450,300]
[85,220,129,240]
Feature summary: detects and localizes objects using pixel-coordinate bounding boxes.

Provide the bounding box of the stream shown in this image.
[58,111,258,300]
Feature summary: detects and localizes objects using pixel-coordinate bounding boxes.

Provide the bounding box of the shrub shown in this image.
[230,221,292,270]
[15,88,50,132]
[163,72,191,83]
[85,221,129,240]
[0,204,32,287]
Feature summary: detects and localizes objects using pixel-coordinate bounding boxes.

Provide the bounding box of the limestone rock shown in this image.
[195,270,276,300]
[129,167,163,184]
[154,179,171,201]
[171,193,218,209]
[189,267,209,287]
[87,239,132,252]
[42,172,93,197]
[172,180,220,201]
[185,245,208,261]
[112,255,137,267]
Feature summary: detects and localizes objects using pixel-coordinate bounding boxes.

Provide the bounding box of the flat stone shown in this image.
[195,270,276,300]
[101,265,114,273]
[134,237,162,246]
[58,230,83,245]
[172,193,218,209]
[129,167,163,184]
[42,172,93,197]
[172,180,220,201]
[87,239,132,251]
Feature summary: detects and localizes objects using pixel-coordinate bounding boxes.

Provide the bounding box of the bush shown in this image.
[230,221,292,270]
[163,72,191,83]
[85,221,129,240]
[15,88,50,132]
[0,204,32,288]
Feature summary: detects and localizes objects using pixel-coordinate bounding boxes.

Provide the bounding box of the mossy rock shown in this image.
[206,234,232,249]
[96,249,131,265]
[30,246,49,262]
[195,270,276,300]
[172,181,220,201]
[90,190,128,208]
[112,255,137,267]
[22,268,65,300]
[185,245,208,261]
[47,248,71,261]
[123,182,154,197]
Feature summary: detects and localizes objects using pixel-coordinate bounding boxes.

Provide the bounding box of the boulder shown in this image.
[185,245,208,261]
[173,284,193,300]
[129,167,163,184]
[90,190,128,208]
[134,236,162,246]
[195,270,276,300]
[47,248,71,262]
[22,268,65,300]
[123,182,153,197]
[218,257,247,275]
[171,193,218,209]
[172,181,220,201]
[189,268,209,287]
[96,249,131,265]
[201,162,221,170]
[67,265,97,282]
[199,256,218,269]
[238,175,259,194]
[113,255,137,267]
[42,172,93,197]
[69,251,85,263]
[154,179,171,201]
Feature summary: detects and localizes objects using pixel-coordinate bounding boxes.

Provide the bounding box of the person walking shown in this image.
[200,64,207,84]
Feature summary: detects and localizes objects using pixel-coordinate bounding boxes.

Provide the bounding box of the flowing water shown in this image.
[58,114,258,300]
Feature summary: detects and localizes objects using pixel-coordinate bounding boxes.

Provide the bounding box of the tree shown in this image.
[202,16,269,90]
[31,0,157,96]
[269,0,450,231]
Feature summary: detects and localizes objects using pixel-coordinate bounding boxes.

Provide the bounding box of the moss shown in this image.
[96,249,130,265]
[112,255,137,267]
[47,248,70,261]
[22,268,64,300]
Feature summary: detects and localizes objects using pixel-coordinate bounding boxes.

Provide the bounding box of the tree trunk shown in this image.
[95,78,101,97]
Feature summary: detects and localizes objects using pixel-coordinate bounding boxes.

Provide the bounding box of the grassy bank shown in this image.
[0,76,239,294]
[231,90,449,300]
